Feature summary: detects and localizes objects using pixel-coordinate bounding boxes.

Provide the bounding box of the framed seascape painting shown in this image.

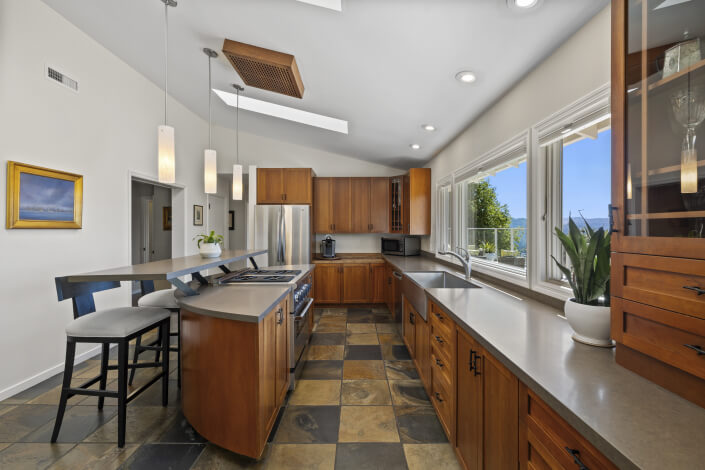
[193,205,203,226]
[6,161,83,229]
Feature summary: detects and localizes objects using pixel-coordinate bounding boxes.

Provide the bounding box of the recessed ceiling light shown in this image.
[410,144,421,150]
[213,88,348,134]
[422,124,436,132]
[455,71,476,83]
[515,0,538,7]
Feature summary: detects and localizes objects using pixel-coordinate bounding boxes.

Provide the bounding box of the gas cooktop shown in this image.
[221,274,296,283]
[246,269,302,276]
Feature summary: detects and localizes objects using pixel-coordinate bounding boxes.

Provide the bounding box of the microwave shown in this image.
[381,236,420,256]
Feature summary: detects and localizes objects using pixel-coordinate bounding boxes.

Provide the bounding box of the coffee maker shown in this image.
[320,235,336,259]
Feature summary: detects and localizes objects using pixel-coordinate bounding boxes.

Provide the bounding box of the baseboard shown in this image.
[0,344,110,402]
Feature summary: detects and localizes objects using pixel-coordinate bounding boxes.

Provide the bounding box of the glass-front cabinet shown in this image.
[614,0,705,258]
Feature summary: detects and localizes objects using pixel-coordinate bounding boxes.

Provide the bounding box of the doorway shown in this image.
[131,180,173,265]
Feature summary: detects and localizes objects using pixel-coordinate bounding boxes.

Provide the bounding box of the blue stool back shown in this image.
[55,277,121,319]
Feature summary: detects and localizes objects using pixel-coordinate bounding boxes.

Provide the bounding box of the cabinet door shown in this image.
[332,178,352,233]
[402,297,416,357]
[283,168,312,204]
[257,169,284,204]
[274,302,289,405]
[314,264,341,304]
[408,168,431,235]
[260,309,278,433]
[384,264,394,313]
[482,349,518,469]
[342,263,370,303]
[370,177,390,233]
[351,178,371,233]
[415,314,430,392]
[313,178,333,234]
[456,328,482,470]
[371,263,386,304]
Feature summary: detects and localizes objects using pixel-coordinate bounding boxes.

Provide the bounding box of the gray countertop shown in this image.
[177,284,291,323]
[383,254,705,470]
[67,249,267,282]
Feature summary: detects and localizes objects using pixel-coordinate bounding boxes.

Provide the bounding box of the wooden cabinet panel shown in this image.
[431,365,455,439]
[403,297,416,357]
[519,383,617,470]
[259,308,277,445]
[430,302,454,341]
[384,263,394,313]
[351,178,371,233]
[274,301,289,405]
[430,323,454,367]
[342,264,370,303]
[314,264,341,304]
[332,178,351,233]
[408,168,431,235]
[371,263,386,304]
[481,350,518,470]
[257,169,284,204]
[370,177,390,233]
[313,178,333,233]
[415,313,431,392]
[456,328,482,470]
[283,168,312,204]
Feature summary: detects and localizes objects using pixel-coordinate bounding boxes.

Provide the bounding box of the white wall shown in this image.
[0,0,400,398]
[424,6,611,252]
[314,234,383,254]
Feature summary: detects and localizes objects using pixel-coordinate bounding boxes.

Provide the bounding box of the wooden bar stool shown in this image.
[52,277,171,448]
[131,280,181,387]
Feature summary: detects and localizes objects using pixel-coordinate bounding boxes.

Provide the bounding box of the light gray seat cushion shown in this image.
[137,288,178,309]
[66,307,171,338]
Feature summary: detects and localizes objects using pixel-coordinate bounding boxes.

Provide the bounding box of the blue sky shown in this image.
[485,129,611,221]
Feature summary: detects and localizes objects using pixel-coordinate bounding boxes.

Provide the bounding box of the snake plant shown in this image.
[194,230,224,248]
[552,216,611,306]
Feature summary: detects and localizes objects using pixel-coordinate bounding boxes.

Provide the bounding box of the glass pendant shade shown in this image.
[626,163,633,200]
[157,125,175,184]
[681,128,698,194]
[232,164,243,200]
[204,149,217,194]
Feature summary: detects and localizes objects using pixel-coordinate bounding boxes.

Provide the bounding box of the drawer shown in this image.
[430,349,452,386]
[612,298,705,381]
[431,366,454,438]
[522,385,617,470]
[430,302,454,339]
[613,253,705,320]
[430,323,454,365]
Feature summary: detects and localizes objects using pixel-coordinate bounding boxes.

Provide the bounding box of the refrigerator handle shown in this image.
[280,206,286,263]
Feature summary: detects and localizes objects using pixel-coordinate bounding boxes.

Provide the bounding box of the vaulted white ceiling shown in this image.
[42,0,608,169]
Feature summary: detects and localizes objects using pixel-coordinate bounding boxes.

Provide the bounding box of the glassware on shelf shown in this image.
[671,85,705,194]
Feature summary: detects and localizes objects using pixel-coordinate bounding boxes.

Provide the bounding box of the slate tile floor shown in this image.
[0,307,461,469]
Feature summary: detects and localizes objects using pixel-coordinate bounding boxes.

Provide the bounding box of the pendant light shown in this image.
[203,48,218,194]
[232,84,244,200]
[626,163,633,200]
[157,0,177,184]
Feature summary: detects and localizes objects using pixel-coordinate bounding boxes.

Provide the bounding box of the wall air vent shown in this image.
[46,66,78,92]
[221,39,304,99]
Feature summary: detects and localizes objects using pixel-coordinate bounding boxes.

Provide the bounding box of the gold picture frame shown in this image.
[6,161,83,229]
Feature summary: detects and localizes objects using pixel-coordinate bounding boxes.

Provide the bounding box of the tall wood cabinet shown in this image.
[257,168,313,204]
[611,0,705,408]
[390,168,431,235]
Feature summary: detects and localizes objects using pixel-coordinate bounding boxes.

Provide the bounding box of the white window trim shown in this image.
[435,174,455,264]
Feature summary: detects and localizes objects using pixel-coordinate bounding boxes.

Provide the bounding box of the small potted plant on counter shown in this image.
[194,231,224,258]
[552,216,613,347]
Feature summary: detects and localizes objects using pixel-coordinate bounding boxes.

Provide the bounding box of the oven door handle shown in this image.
[294,298,314,321]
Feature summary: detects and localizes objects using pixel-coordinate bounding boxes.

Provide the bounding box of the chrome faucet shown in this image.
[439,246,472,280]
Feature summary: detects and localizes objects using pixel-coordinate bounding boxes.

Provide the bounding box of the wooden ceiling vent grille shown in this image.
[222,39,304,98]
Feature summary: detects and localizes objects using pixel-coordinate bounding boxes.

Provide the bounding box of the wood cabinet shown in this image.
[313,177,333,233]
[351,178,371,233]
[180,297,289,459]
[457,328,483,470]
[314,177,389,233]
[332,178,352,233]
[370,177,390,233]
[519,383,617,470]
[403,297,416,357]
[611,0,705,407]
[415,311,431,396]
[371,263,386,304]
[384,263,394,314]
[390,168,431,235]
[314,264,342,304]
[257,168,312,204]
[342,264,369,303]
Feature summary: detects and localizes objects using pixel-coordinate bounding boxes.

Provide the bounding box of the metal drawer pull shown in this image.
[684,344,705,356]
[434,392,444,402]
[472,352,481,376]
[683,286,705,296]
[434,312,444,321]
[435,335,444,344]
[564,447,588,470]
[435,358,444,367]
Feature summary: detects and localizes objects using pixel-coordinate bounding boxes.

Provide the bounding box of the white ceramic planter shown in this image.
[564,299,614,347]
[199,242,222,258]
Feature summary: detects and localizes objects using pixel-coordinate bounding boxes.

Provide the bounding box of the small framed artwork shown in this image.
[193,204,204,226]
[6,161,83,229]
[162,206,172,231]
[229,210,235,230]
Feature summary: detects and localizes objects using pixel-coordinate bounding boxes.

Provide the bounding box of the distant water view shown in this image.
[18,173,74,221]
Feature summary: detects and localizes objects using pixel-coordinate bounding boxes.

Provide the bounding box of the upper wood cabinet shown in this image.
[370,177,390,233]
[257,168,312,204]
[332,178,352,233]
[611,0,705,408]
[351,178,372,233]
[313,177,333,233]
[390,168,431,235]
[314,177,389,234]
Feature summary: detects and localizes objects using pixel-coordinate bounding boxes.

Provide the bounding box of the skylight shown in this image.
[213,89,349,134]
[296,0,342,12]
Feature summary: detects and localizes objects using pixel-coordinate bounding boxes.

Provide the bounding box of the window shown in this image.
[542,115,611,281]
[437,184,452,253]
[456,148,528,277]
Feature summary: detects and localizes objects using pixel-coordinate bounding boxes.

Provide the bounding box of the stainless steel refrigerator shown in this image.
[254,205,311,266]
